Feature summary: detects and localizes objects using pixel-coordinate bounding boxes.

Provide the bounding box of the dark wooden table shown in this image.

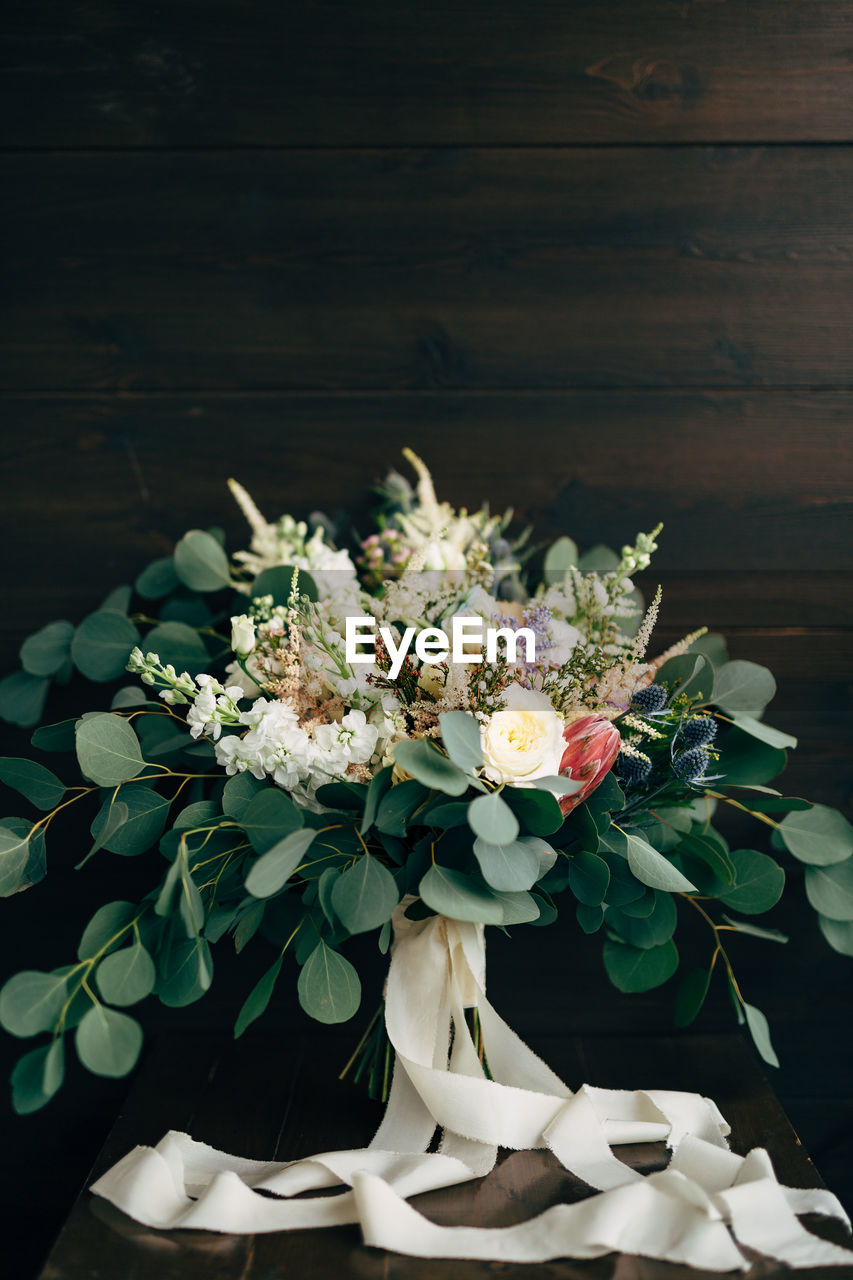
[35,1032,853,1279]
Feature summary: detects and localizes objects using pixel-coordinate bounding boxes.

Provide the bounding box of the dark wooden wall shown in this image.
[1,4,852,1272]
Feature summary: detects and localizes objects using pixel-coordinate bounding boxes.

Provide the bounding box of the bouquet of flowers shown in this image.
[0,449,851,1118]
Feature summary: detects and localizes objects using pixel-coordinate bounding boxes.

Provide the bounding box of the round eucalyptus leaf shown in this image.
[0,671,50,729]
[135,557,180,600]
[246,828,317,898]
[713,660,776,719]
[234,954,283,1039]
[96,943,156,1006]
[568,849,611,906]
[297,940,361,1024]
[778,804,853,867]
[241,789,303,854]
[0,757,64,811]
[468,791,519,845]
[71,611,141,682]
[173,529,231,592]
[393,739,469,797]
[331,856,399,933]
[419,864,504,925]
[743,1002,779,1068]
[543,536,579,583]
[0,969,69,1037]
[90,785,172,856]
[603,938,679,993]
[805,859,853,922]
[222,772,266,820]
[472,836,540,892]
[0,823,31,896]
[623,830,696,893]
[75,1005,143,1077]
[818,915,853,957]
[438,710,484,772]
[158,938,214,1007]
[11,1041,65,1114]
[78,901,138,960]
[75,714,145,787]
[20,621,74,677]
[718,850,785,915]
[608,891,677,949]
[251,565,318,604]
[675,968,711,1028]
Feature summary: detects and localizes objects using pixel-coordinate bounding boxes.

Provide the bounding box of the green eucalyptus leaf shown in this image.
[75,1005,143,1077]
[805,859,853,922]
[360,766,394,834]
[11,1041,65,1114]
[251,565,318,604]
[420,799,471,829]
[493,889,541,925]
[141,622,209,676]
[603,938,679,993]
[20,621,74,677]
[78,901,138,960]
[728,716,797,751]
[543,536,579,583]
[96,943,156,1005]
[676,829,734,885]
[89,786,173,857]
[818,915,853,957]
[720,915,788,943]
[235,954,283,1038]
[135,557,180,600]
[719,727,787,787]
[675,968,711,1028]
[527,775,584,797]
[577,903,604,933]
[655,654,713,704]
[503,785,565,836]
[332,856,399,933]
[468,792,519,845]
[419,865,504,925]
[0,823,31,895]
[246,828,317,898]
[608,891,677,949]
[222,772,267,820]
[578,544,620,571]
[438,710,484,772]
[234,901,265,952]
[75,714,145,787]
[568,850,610,906]
[393,739,470,797]
[582,773,625,821]
[472,836,541,892]
[79,801,129,867]
[622,830,696,893]
[297,940,361,1024]
[743,1001,779,1068]
[30,718,79,752]
[778,805,853,867]
[71,611,141,682]
[0,671,50,728]
[0,970,68,1037]
[241,789,303,853]
[718,850,785,915]
[376,780,429,837]
[713,661,776,719]
[173,529,231,592]
[158,937,213,1007]
[179,870,205,938]
[0,757,64,812]
[690,633,728,667]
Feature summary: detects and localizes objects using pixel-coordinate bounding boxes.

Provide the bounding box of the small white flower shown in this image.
[231,614,256,657]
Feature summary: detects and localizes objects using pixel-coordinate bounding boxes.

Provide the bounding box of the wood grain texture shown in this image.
[4,3,853,148]
[35,1032,853,1280]
[5,148,853,390]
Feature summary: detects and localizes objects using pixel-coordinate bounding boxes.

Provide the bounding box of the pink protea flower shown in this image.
[558,714,621,816]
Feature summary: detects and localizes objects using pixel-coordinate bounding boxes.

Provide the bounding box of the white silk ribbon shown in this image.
[91,908,853,1269]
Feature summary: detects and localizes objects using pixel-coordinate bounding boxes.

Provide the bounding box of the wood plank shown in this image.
[35,1032,852,1279]
[4,3,853,147]
[0,393,850,582]
[5,149,853,389]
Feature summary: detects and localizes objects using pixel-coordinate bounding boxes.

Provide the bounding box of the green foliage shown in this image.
[675,968,711,1028]
[246,829,317,898]
[420,865,504,925]
[0,671,50,728]
[468,792,519,845]
[0,758,64,811]
[75,1005,143,1077]
[235,954,283,1038]
[135,557,180,600]
[655,654,713,704]
[251,565,319,604]
[173,529,231,592]
[543,536,579,583]
[71,611,141,681]
[718,850,785,915]
[297,940,361,1024]
[332,857,399,933]
[713,661,776,719]
[96,943,156,1006]
[805,860,853,921]
[141,622,209,676]
[90,785,172,856]
[438,710,484,773]
[778,805,853,867]
[241,789,303,853]
[603,938,679,993]
[20,621,74,678]
[473,836,541,892]
[393,739,470,796]
[75,714,146,787]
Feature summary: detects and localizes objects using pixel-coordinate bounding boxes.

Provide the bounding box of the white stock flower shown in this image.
[312,709,379,776]
[480,684,565,785]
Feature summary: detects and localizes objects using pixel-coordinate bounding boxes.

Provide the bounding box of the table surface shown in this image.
[36,1031,853,1279]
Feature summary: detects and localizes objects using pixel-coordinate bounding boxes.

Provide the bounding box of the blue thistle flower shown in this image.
[672,747,710,784]
[680,716,717,747]
[631,683,667,713]
[615,753,653,788]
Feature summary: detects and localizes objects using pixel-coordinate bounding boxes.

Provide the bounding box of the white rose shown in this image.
[230,614,256,657]
[480,685,565,785]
